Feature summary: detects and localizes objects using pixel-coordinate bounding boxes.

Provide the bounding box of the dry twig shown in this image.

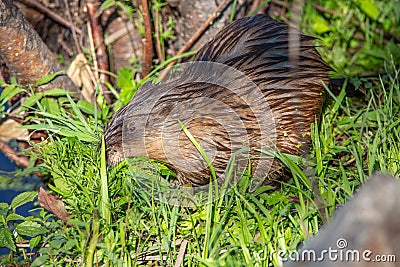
[154,5,164,63]
[141,0,154,77]
[63,0,81,54]
[173,239,188,267]
[158,0,230,80]
[86,0,111,104]
[17,0,82,35]
[249,0,263,14]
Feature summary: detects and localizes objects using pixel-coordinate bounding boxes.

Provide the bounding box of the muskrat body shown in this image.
[104,14,330,187]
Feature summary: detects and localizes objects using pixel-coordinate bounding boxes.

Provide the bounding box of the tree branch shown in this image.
[16,0,82,35]
[158,0,229,80]
[86,0,111,104]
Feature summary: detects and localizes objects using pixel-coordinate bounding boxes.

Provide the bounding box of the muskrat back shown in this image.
[104,14,330,187]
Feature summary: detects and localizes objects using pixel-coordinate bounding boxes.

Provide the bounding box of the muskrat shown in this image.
[103,14,330,187]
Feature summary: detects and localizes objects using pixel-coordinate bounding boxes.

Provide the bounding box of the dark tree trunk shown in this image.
[0,0,80,94]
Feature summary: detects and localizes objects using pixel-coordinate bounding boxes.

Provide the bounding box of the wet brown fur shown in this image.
[103,15,330,186]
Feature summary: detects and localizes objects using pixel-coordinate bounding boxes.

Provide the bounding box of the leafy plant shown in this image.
[0,192,48,259]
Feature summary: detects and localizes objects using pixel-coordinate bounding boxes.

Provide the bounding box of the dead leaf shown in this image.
[174,239,188,267]
[38,187,71,224]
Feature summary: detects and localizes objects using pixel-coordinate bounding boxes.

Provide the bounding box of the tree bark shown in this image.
[0,0,80,94]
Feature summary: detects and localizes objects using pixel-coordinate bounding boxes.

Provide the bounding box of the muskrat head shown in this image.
[103,82,155,166]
